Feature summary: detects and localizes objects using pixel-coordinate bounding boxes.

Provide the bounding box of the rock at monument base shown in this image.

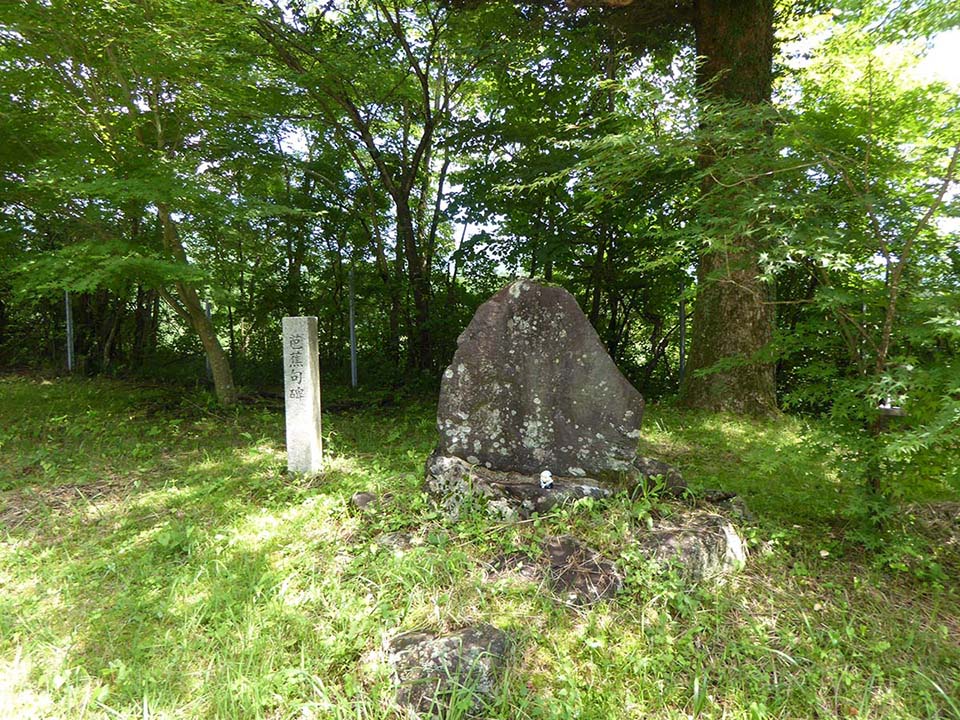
[485,552,544,584]
[436,279,645,482]
[544,535,621,605]
[385,624,510,716]
[426,452,613,520]
[475,514,746,606]
[697,489,753,523]
[636,510,747,583]
[426,452,686,521]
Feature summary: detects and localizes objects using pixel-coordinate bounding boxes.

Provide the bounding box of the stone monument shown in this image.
[283,316,323,474]
[427,279,683,519]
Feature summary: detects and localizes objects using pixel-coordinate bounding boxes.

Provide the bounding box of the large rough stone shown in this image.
[385,625,510,716]
[437,279,644,482]
[636,510,747,583]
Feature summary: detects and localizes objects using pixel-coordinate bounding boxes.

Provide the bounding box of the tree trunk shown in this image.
[375,228,402,370]
[396,201,432,371]
[100,296,123,371]
[0,293,7,350]
[680,0,777,415]
[132,288,160,368]
[588,229,608,328]
[365,197,402,371]
[286,226,307,317]
[157,204,238,406]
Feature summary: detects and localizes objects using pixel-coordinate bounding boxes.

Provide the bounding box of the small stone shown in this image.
[386,625,511,716]
[351,491,378,511]
[544,535,621,605]
[375,532,416,551]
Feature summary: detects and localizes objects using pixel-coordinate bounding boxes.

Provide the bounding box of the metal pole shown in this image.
[204,300,213,381]
[349,263,358,388]
[678,278,686,386]
[65,290,75,373]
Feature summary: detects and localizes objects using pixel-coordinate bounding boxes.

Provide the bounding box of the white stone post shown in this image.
[283,316,323,473]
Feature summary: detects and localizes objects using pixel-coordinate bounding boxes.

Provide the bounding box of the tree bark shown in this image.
[679,0,777,415]
[588,229,608,327]
[396,200,433,371]
[157,204,238,406]
[0,293,7,350]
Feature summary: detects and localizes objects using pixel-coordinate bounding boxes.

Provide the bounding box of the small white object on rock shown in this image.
[539,470,553,489]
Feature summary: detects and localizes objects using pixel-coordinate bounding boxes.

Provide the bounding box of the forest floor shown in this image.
[0,374,958,720]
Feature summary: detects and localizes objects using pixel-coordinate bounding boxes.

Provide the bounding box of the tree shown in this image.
[565,0,779,413]
[765,8,960,501]
[250,0,512,371]
[680,0,777,414]
[2,0,244,403]
[451,7,699,395]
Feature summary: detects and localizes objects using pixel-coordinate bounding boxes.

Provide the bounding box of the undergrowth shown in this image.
[0,375,957,719]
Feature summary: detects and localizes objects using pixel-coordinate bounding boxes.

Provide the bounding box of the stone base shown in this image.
[544,535,621,605]
[479,518,746,605]
[425,452,613,520]
[632,456,687,495]
[425,452,686,520]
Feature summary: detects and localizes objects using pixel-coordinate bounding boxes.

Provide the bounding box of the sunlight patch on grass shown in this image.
[318,453,374,479]
[0,649,55,720]
[234,442,284,466]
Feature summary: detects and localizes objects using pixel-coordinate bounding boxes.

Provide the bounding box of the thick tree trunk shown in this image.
[680,0,777,415]
[683,249,775,412]
[385,242,404,370]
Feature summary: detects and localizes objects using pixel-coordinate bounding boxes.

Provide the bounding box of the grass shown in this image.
[0,374,957,719]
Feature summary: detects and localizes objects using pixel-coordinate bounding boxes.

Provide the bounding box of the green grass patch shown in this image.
[1,375,957,719]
